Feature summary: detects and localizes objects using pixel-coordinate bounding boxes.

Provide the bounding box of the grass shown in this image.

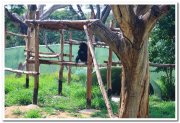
[5,72,175,118]
[24,109,42,118]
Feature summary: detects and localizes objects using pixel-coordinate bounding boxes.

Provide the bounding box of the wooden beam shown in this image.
[86,29,93,109]
[25,50,74,57]
[103,61,175,68]
[149,63,175,68]
[58,30,64,95]
[67,32,72,84]
[33,24,40,105]
[84,25,114,118]
[5,68,38,75]
[107,48,112,97]
[26,19,98,30]
[25,27,31,88]
[29,59,86,66]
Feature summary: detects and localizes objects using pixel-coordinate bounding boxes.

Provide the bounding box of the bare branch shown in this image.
[96,5,100,19]
[38,5,46,15]
[40,5,69,20]
[5,8,28,34]
[69,5,82,20]
[89,5,96,19]
[77,5,86,19]
[101,5,111,23]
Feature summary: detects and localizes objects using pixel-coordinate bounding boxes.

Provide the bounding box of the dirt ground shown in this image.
[4,104,100,119]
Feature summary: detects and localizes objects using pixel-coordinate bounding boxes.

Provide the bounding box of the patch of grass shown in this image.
[12,108,23,116]
[5,72,175,118]
[24,109,42,118]
[149,96,175,118]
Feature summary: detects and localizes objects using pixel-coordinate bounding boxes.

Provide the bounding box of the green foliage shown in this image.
[92,67,121,95]
[159,75,175,100]
[24,109,42,118]
[5,5,26,47]
[149,5,175,100]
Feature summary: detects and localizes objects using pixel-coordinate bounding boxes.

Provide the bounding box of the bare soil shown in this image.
[5,104,100,119]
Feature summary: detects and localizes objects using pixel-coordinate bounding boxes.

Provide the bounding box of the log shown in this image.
[25,27,31,88]
[33,24,40,105]
[84,25,114,118]
[5,68,38,75]
[67,33,72,84]
[26,19,98,30]
[86,30,93,109]
[58,30,64,95]
[24,50,74,58]
[6,31,28,38]
[107,48,112,97]
[149,63,175,67]
[103,61,175,68]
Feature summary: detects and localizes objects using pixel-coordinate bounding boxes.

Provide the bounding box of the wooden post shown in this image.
[107,20,114,97]
[32,24,39,104]
[67,32,72,84]
[107,48,112,97]
[25,27,31,88]
[86,31,93,109]
[84,25,114,118]
[58,30,64,95]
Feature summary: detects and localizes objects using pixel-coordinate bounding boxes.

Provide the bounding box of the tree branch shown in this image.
[89,5,96,19]
[142,5,170,34]
[40,5,69,20]
[68,5,81,20]
[96,5,101,19]
[77,5,86,19]
[5,8,28,34]
[87,20,120,53]
[38,5,46,15]
[101,5,111,23]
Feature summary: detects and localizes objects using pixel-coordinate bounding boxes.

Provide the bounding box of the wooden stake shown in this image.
[33,25,39,105]
[58,30,64,95]
[107,48,112,97]
[67,32,72,84]
[86,31,93,109]
[25,27,31,88]
[84,25,114,118]
[107,20,113,97]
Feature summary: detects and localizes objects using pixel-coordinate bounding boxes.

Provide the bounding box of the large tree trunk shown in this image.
[119,39,149,117]
[88,5,170,118]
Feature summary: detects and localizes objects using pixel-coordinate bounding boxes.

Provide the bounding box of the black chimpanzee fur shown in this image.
[75,43,88,63]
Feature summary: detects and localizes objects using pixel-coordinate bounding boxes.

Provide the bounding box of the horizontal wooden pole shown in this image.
[6,31,28,38]
[24,51,74,58]
[149,63,175,67]
[26,19,98,30]
[104,61,175,68]
[5,68,38,75]
[28,59,107,67]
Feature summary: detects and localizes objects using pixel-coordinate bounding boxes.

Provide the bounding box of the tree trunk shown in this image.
[119,39,149,118]
[88,4,170,117]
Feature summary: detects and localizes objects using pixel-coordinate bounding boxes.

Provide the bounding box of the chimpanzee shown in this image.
[75,43,88,63]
